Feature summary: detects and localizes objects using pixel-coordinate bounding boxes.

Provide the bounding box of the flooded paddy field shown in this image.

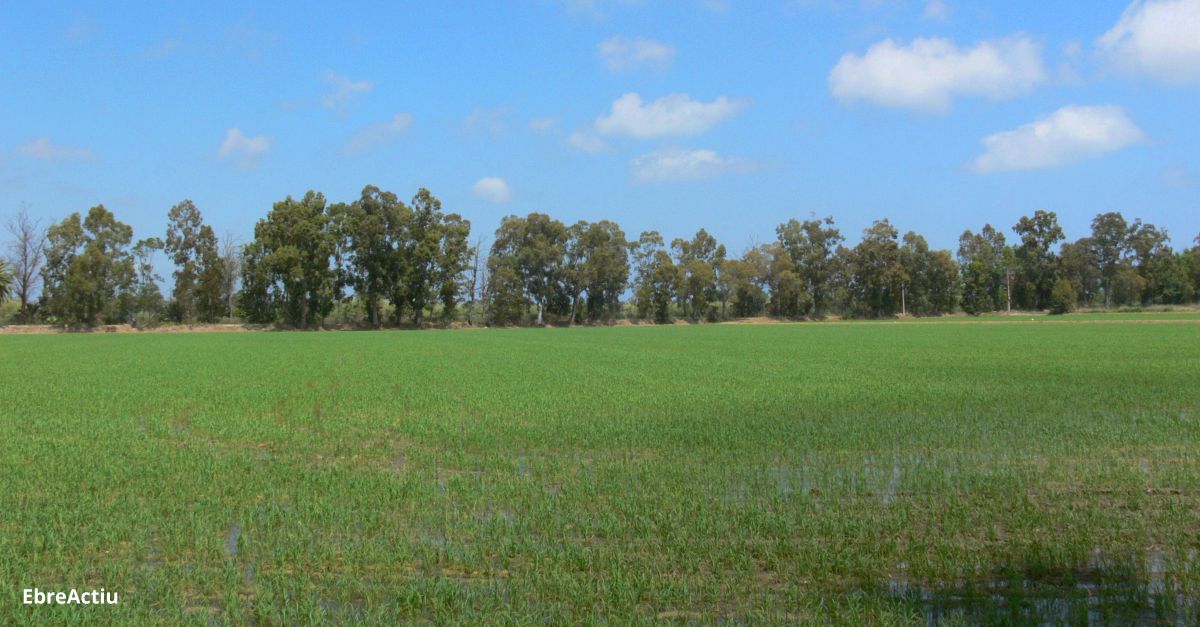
[1,318,1198,623]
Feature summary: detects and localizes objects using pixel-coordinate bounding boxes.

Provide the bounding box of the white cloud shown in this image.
[597,36,677,72]
[829,35,1046,113]
[631,147,753,183]
[566,130,607,153]
[345,113,413,154]
[1161,164,1198,187]
[1096,0,1200,83]
[16,138,95,161]
[971,105,1146,173]
[595,93,746,138]
[472,177,512,203]
[217,128,272,170]
[529,117,559,134]
[321,71,373,113]
[922,0,949,20]
[462,107,509,137]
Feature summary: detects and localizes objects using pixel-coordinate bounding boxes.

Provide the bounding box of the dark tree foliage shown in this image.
[842,220,904,318]
[488,213,568,325]
[41,206,135,325]
[243,191,338,328]
[563,220,629,323]
[672,229,725,322]
[10,195,1198,328]
[775,217,843,318]
[957,225,1009,315]
[1011,210,1065,310]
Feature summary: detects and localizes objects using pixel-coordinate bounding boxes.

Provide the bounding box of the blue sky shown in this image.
[2,0,1198,257]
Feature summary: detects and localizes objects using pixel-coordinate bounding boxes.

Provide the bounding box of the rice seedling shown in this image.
[2,316,1198,623]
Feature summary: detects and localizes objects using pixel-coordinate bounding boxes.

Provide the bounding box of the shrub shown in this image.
[1048,278,1077,315]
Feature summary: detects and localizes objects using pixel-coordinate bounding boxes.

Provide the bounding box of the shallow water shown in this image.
[225,522,241,558]
[883,557,1199,626]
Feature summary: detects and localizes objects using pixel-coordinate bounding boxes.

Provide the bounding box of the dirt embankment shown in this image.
[3,307,1198,335]
[0,323,263,335]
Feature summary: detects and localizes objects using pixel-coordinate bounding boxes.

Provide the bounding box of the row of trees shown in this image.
[3,187,1199,327]
[0,202,242,326]
[238,187,472,328]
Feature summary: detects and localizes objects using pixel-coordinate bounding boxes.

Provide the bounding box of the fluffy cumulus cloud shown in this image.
[472,177,512,202]
[321,71,374,113]
[631,147,752,183]
[971,105,1146,173]
[829,35,1046,113]
[597,36,677,72]
[345,113,413,154]
[217,128,272,170]
[595,93,746,138]
[16,138,95,161]
[1096,0,1200,83]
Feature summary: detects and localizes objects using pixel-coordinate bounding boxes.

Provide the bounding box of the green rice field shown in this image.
[3,317,1200,623]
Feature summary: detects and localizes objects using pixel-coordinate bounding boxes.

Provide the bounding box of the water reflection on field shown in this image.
[881,552,1198,626]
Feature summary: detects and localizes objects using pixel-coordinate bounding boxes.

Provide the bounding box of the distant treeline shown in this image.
[2,185,1198,327]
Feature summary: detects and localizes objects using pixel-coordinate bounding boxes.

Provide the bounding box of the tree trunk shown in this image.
[536,301,544,326]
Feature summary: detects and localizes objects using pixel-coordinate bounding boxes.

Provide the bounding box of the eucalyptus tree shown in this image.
[332,186,408,327]
[724,247,769,317]
[41,205,136,325]
[435,212,472,321]
[129,237,166,322]
[671,228,725,321]
[898,232,958,315]
[1126,219,1174,304]
[1011,210,1064,310]
[1058,238,1102,308]
[763,242,808,318]
[243,191,338,328]
[164,200,200,320]
[775,216,843,318]
[957,224,1008,314]
[843,219,904,318]
[1089,212,1130,306]
[630,230,663,316]
[490,213,567,325]
[562,220,629,324]
[644,250,679,323]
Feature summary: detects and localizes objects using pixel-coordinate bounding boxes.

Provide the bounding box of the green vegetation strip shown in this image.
[2,319,1198,623]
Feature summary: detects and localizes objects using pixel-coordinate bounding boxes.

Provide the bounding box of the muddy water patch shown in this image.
[880,555,1199,625]
[225,522,241,558]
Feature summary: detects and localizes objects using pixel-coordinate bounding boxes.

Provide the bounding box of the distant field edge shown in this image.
[3,308,1200,335]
